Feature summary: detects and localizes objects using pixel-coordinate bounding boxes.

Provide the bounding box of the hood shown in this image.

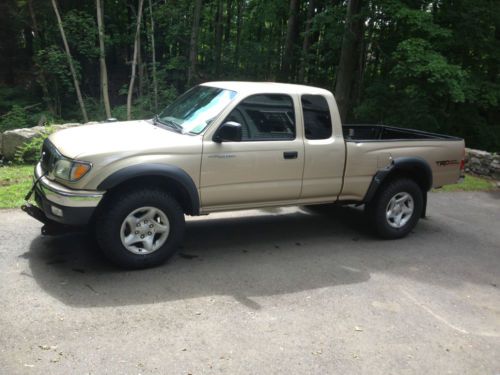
[49,120,201,160]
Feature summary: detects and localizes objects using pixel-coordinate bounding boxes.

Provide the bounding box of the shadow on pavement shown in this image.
[26,201,499,308]
[27,206,376,308]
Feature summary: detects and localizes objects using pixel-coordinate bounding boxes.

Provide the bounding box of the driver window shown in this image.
[224,94,295,141]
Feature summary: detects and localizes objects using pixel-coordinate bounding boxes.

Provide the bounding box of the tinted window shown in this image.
[225,94,295,141]
[302,95,332,140]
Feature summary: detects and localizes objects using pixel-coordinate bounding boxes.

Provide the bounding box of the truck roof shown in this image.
[201,81,333,96]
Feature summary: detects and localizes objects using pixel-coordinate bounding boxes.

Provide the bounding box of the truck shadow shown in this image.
[27,206,376,308]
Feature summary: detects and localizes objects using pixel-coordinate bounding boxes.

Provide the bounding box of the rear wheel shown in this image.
[95,189,185,269]
[366,178,423,239]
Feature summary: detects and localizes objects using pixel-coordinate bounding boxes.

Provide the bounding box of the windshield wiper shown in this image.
[155,116,183,133]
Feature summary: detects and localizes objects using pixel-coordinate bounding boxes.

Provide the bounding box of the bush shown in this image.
[0,105,30,132]
[13,126,54,164]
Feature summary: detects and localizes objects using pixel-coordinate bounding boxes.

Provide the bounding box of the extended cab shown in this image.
[23,82,465,268]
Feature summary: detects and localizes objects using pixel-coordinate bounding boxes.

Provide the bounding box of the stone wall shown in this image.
[465,148,500,180]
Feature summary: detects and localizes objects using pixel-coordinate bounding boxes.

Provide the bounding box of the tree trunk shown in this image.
[51,0,88,122]
[279,0,300,82]
[126,0,144,120]
[334,0,363,122]
[225,0,232,43]
[214,0,223,76]
[96,0,112,119]
[234,0,243,69]
[188,0,203,86]
[148,0,158,111]
[27,0,55,115]
[298,0,315,83]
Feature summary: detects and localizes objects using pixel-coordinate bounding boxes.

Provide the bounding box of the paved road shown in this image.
[0,191,499,374]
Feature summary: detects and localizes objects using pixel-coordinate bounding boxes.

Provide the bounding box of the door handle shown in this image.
[283,151,298,159]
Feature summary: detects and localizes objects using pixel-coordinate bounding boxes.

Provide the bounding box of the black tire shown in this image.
[95,188,185,269]
[366,178,423,239]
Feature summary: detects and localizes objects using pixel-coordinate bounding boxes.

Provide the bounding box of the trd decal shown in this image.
[436,160,459,166]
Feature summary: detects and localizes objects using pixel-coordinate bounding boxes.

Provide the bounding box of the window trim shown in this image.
[219,93,297,142]
[301,94,333,141]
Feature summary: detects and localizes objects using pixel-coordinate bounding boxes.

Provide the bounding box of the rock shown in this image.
[0,122,84,160]
[466,148,490,158]
[2,127,46,160]
[52,123,81,131]
[469,157,481,167]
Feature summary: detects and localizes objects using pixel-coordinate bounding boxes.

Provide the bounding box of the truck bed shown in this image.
[343,124,461,142]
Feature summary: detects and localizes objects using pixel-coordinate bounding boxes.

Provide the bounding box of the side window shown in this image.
[302,95,332,140]
[225,94,295,141]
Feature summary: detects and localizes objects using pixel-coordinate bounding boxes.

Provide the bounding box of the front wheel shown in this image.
[366,178,423,239]
[95,189,185,269]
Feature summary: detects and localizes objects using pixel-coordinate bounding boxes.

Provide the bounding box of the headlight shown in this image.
[54,158,92,181]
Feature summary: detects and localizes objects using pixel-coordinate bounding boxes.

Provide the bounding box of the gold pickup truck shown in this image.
[23,82,465,269]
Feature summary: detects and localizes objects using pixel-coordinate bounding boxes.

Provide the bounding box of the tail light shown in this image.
[459,147,466,182]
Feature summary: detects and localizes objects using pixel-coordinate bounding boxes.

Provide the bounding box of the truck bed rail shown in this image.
[343,124,462,142]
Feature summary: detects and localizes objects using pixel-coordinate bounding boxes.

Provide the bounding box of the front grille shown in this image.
[40,139,60,173]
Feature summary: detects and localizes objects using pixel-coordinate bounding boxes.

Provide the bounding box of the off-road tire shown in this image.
[366,178,423,239]
[95,189,185,269]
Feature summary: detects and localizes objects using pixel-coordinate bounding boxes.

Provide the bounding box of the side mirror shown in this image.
[213,121,242,143]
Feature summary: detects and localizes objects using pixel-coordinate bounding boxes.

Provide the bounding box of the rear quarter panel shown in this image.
[340,139,465,201]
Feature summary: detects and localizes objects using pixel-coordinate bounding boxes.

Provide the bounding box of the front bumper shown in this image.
[30,163,105,226]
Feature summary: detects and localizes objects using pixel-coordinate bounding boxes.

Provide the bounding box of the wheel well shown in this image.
[383,166,431,193]
[100,175,197,215]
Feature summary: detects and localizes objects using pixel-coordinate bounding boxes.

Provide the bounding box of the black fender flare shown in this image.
[363,157,433,205]
[97,163,200,215]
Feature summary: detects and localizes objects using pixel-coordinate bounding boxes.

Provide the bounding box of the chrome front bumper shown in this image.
[34,163,104,208]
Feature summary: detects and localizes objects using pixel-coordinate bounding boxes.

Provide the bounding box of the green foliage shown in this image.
[63,10,99,59]
[435,174,497,192]
[0,105,30,132]
[391,38,467,102]
[0,165,34,209]
[13,127,54,164]
[34,45,77,102]
[0,0,498,152]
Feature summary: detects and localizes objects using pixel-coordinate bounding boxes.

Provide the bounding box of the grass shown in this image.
[434,174,497,192]
[0,165,34,208]
[0,165,497,209]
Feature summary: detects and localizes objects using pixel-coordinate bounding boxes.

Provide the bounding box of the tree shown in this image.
[148,0,158,111]
[126,0,145,120]
[279,0,300,82]
[96,0,112,118]
[188,0,203,86]
[27,0,55,115]
[51,0,89,122]
[1,0,498,152]
[334,0,363,122]
[298,0,315,83]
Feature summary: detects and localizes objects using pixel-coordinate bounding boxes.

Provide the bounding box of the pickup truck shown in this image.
[23,82,465,269]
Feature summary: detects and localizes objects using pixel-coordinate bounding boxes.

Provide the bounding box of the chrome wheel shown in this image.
[119,206,170,255]
[385,192,414,229]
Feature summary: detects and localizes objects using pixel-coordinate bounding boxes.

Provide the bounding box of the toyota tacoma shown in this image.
[23,82,465,268]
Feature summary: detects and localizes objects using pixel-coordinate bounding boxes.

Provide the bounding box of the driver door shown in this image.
[200,93,305,210]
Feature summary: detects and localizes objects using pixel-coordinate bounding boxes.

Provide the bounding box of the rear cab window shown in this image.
[301,95,332,140]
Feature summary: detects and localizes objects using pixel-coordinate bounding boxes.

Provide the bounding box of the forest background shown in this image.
[0,0,498,151]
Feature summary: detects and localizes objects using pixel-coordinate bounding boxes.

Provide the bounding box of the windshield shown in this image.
[157,86,237,134]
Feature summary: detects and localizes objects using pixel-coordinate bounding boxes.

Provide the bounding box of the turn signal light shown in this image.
[71,163,91,181]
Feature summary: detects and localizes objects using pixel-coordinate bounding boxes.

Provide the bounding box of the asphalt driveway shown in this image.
[0,191,499,374]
